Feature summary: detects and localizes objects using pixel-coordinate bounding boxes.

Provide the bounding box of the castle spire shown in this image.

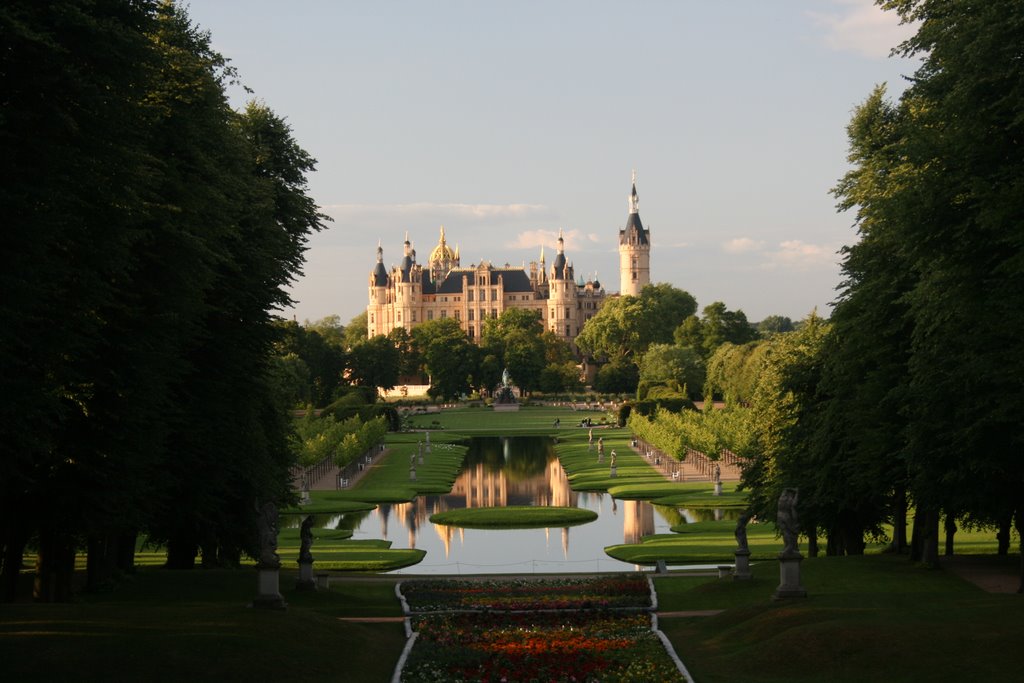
[629,169,639,214]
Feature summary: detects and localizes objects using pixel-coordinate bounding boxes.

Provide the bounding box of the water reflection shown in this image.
[290,436,735,573]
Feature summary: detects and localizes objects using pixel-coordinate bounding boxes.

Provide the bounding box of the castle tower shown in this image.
[368,241,389,336]
[548,228,577,341]
[619,170,650,296]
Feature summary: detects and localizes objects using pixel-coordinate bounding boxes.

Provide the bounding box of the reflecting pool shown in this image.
[301,436,736,574]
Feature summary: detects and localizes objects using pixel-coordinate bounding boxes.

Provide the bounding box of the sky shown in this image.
[185,0,920,326]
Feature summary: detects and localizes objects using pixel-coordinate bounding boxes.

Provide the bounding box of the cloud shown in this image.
[323,202,553,221]
[762,240,840,270]
[808,0,918,59]
[722,237,765,253]
[507,228,591,252]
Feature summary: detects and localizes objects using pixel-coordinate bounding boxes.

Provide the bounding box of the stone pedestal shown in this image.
[713,481,723,496]
[252,566,287,610]
[315,572,330,590]
[409,469,417,481]
[296,559,315,591]
[609,466,617,478]
[733,549,752,580]
[773,553,807,599]
[418,454,424,465]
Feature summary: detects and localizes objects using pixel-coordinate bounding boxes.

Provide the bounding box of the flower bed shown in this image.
[400,575,652,612]
[401,611,686,682]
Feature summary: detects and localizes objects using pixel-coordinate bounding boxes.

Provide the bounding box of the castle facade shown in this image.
[367,175,651,347]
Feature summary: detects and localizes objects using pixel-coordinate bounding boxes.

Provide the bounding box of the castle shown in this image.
[367,174,651,347]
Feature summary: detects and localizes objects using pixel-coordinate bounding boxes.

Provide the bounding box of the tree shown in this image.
[576,284,697,363]
[637,344,705,400]
[481,309,546,395]
[305,314,345,349]
[348,335,400,391]
[674,301,758,359]
[757,315,795,335]
[412,319,476,401]
[342,311,368,349]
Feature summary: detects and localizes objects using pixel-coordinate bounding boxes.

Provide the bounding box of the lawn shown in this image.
[653,554,1024,683]
[429,505,598,529]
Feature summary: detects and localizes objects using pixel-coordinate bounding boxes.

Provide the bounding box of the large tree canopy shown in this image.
[0,0,326,600]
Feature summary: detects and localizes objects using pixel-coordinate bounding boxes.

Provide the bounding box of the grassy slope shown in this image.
[654,554,1024,683]
[0,569,406,683]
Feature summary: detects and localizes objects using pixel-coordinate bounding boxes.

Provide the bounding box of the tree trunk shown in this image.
[910,508,940,566]
[807,524,819,557]
[165,535,197,570]
[1015,508,1023,595]
[1,527,29,603]
[996,515,1012,555]
[891,488,908,553]
[86,534,116,592]
[943,513,956,557]
[115,532,137,574]
[33,529,76,603]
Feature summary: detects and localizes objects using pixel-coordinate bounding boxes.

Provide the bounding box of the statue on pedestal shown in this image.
[257,502,280,569]
[299,514,315,563]
[777,488,800,557]
[735,510,751,552]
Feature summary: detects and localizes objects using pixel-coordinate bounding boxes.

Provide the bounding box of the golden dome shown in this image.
[429,225,457,264]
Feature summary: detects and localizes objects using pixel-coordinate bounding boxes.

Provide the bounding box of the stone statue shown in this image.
[777,488,800,557]
[734,510,751,552]
[713,463,721,483]
[609,450,617,468]
[299,514,315,563]
[502,367,512,387]
[257,502,280,568]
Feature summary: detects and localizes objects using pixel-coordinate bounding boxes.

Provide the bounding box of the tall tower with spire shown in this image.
[618,170,650,297]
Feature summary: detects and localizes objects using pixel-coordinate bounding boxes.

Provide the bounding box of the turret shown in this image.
[619,170,651,296]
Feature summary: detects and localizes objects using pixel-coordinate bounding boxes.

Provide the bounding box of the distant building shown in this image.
[367,174,652,347]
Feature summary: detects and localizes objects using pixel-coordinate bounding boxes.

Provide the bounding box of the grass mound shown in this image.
[429,505,598,529]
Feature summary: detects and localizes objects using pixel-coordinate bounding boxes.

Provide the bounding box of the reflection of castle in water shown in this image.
[372,437,656,557]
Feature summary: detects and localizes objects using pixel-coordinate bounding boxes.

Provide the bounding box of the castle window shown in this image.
[397,313,401,322]
[550,309,555,319]
[565,325,570,337]
[455,310,461,321]
[491,288,497,300]
[565,307,570,318]
[441,310,447,319]
[632,272,637,281]
[469,326,474,339]
[427,310,433,321]
[468,309,474,321]
[468,290,474,302]
[370,314,375,323]
[411,311,417,322]
[491,308,497,319]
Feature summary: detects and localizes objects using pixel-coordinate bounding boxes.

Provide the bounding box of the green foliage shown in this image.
[412,318,476,401]
[594,358,639,394]
[0,0,329,596]
[756,314,794,335]
[576,283,697,362]
[341,311,368,350]
[673,301,758,359]
[348,334,401,391]
[291,411,388,469]
[638,343,705,400]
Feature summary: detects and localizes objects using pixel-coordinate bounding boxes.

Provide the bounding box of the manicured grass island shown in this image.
[429,505,598,529]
